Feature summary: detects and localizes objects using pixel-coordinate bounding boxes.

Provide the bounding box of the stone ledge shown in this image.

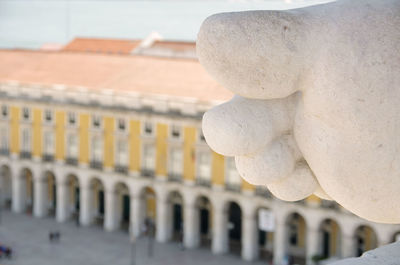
[329,242,400,265]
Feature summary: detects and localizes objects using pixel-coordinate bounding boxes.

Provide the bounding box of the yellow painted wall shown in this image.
[55,111,65,160]
[331,221,338,256]
[103,117,114,168]
[183,127,196,181]
[211,152,225,185]
[365,227,377,250]
[32,109,42,157]
[155,123,168,176]
[10,107,20,154]
[145,187,156,218]
[79,114,89,164]
[47,174,55,204]
[69,177,78,204]
[306,195,321,204]
[26,171,33,199]
[242,178,255,191]
[129,120,141,172]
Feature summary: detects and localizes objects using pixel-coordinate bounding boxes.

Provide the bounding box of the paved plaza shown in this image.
[0,211,267,265]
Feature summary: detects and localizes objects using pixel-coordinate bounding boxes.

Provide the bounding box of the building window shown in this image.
[170,125,181,139]
[43,131,54,155]
[226,157,241,186]
[22,107,30,121]
[142,144,155,170]
[91,135,102,162]
[66,133,78,158]
[143,122,153,136]
[1,105,8,119]
[68,112,76,126]
[116,138,128,166]
[117,118,126,132]
[197,151,211,181]
[21,127,31,152]
[92,115,101,129]
[0,126,8,150]
[44,109,53,123]
[169,148,182,176]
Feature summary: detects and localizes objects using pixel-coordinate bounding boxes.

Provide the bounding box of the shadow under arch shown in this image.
[224,200,242,256]
[285,212,307,265]
[114,181,130,231]
[257,206,274,263]
[66,174,80,221]
[319,218,341,259]
[89,177,105,226]
[19,167,33,214]
[354,225,377,257]
[43,170,56,217]
[0,164,12,209]
[195,194,213,248]
[167,190,184,243]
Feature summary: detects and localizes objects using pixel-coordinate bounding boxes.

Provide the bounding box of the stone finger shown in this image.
[266,161,318,201]
[202,95,295,156]
[235,135,301,185]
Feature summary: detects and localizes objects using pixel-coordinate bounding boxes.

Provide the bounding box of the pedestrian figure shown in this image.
[5,247,12,259]
[49,232,54,243]
[54,231,60,243]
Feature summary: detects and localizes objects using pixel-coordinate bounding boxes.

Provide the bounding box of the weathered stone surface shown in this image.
[330,241,400,265]
[197,0,400,224]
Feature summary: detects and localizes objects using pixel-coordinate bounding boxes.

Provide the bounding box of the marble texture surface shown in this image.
[197,0,400,224]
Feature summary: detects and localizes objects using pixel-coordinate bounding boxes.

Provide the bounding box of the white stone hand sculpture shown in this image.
[197,0,400,223]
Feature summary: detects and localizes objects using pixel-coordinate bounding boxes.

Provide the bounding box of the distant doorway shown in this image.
[197,196,212,248]
[227,202,241,255]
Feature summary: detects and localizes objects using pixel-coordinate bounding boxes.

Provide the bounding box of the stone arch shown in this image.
[19,167,34,214]
[392,231,400,242]
[136,186,157,238]
[167,190,184,242]
[114,181,130,231]
[89,176,105,226]
[195,194,213,248]
[319,218,341,259]
[225,200,242,256]
[0,164,12,209]
[43,170,56,216]
[66,174,80,220]
[354,225,378,257]
[285,212,307,264]
[139,186,157,221]
[256,206,274,263]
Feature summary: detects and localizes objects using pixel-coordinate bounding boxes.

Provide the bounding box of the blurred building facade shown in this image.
[0,42,399,265]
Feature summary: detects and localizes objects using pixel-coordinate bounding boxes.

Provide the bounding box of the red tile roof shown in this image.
[63,38,141,55]
[0,50,232,102]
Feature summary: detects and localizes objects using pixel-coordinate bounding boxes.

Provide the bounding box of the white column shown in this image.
[80,184,92,226]
[212,204,228,254]
[56,181,69,222]
[104,189,119,231]
[306,226,320,265]
[131,194,144,238]
[33,178,47,218]
[184,202,200,249]
[341,232,355,258]
[273,218,286,265]
[12,176,25,213]
[156,193,171,243]
[242,213,258,261]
